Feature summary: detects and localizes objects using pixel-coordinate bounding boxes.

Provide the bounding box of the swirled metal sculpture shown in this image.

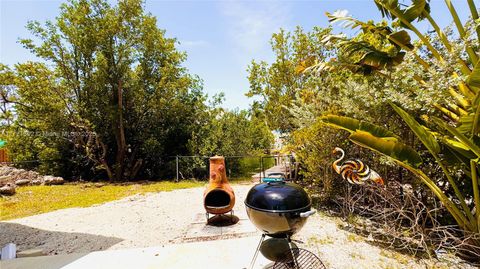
[332,147,384,185]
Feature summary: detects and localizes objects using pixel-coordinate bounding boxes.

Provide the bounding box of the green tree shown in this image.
[0,62,69,175]
[2,0,205,181]
[247,26,333,132]
[189,96,273,157]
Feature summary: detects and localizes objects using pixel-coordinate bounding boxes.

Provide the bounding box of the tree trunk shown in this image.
[129,159,143,181]
[99,141,114,181]
[113,80,127,181]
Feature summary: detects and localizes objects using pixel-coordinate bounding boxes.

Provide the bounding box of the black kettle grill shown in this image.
[245,181,316,268]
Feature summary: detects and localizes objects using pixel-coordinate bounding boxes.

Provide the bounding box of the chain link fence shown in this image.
[172,155,277,181]
[1,155,284,181]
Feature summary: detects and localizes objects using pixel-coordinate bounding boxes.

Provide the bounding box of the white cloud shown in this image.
[219,0,291,54]
[179,40,210,48]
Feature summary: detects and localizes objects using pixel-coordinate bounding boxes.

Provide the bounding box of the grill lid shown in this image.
[245,181,311,213]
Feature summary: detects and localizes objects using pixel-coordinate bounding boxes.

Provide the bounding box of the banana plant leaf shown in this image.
[466,60,480,135]
[388,30,414,49]
[349,130,423,168]
[325,11,413,50]
[374,0,430,24]
[338,40,405,69]
[442,138,477,160]
[458,113,475,134]
[402,0,430,22]
[320,115,421,166]
[442,145,473,171]
[374,0,400,19]
[320,115,400,139]
[434,117,480,158]
[389,102,440,153]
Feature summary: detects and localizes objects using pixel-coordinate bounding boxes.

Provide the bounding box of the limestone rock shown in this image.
[0,166,65,192]
[94,183,105,188]
[0,175,13,185]
[30,179,43,185]
[0,183,16,195]
[43,176,64,185]
[16,248,45,258]
[14,179,30,186]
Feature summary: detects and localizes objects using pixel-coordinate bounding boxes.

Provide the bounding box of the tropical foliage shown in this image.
[247,25,413,194]
[248,0,480,261]
[303,0,480,260]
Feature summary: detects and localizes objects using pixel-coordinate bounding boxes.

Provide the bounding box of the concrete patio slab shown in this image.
[182,213,257,242]
[1,236,273,269]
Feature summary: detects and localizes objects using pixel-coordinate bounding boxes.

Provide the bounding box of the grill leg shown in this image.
[205,212,209,223]
[248,234,265,269]
[286,235,300,269]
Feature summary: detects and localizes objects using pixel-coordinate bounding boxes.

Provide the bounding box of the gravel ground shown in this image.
[0,183,475,268]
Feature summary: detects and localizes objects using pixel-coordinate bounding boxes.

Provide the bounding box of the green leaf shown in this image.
[336,39,406,70]
[458,113,474,134]
[388,30,414,49]
[320,115,401,139]
[443,138,476,160]
[434,117,480,158]
[374,0,400,19]
[390,102,440,153]
[467,59,480,90]
[349,130,423,167]
[374,0,430,23]
[403,0,430,22]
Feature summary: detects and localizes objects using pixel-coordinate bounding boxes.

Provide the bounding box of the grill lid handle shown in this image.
[267,181,286,185]
[299,209,316,218]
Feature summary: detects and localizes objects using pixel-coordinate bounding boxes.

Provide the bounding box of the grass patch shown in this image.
[380,249,410,265]
[346,233,363,243]
[308,235,335,245]
[1,180,204,221]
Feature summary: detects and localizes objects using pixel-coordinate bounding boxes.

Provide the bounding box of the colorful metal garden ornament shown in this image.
[332,147,384,185]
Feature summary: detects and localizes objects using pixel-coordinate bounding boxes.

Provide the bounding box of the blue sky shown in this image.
[0,0,470,110]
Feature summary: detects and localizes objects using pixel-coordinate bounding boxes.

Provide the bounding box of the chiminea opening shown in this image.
[204,189,231,208]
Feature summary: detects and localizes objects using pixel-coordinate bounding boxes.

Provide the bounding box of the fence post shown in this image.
[176,155,179,182]
[260,156,264,179]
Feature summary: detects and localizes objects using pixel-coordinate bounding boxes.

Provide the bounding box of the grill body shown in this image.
[245,182,313,237]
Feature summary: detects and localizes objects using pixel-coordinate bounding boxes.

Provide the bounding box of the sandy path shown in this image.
[0,183,474,268]
[0,184,252,255]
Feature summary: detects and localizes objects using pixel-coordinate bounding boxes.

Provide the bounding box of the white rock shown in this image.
[31,179,43,185]
[0,175,13,185]
[15,179,30,186]
[16,248,45,258]
[0,183,16,195]
[43,176,64,185]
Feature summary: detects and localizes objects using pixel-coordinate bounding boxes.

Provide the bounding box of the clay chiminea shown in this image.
[203,156,235,219]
